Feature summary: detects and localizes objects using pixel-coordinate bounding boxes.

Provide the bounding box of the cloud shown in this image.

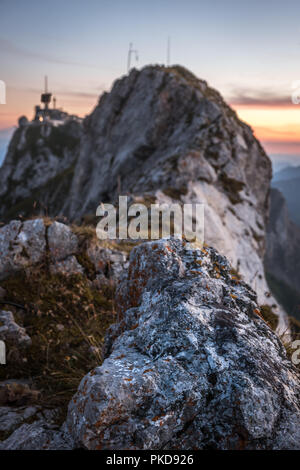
[8,85,104,100]
[228,88,293,107]
[58,90,103,99]
[255,126,299,137]
[262,140,300,156]
[0,37,96,68]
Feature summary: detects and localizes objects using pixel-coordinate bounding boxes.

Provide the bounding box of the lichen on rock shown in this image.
[65,238,300,450]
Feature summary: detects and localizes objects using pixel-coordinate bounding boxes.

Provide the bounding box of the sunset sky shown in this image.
[0,0,299,161]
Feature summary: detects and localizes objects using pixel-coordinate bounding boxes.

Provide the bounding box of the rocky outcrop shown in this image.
[0,117,82,221]
[0,218,46,280]
[0,311,31,349]
[65,239,300,450]
[0,218,129,448]
[64,66,273,308]
[0,66,277,313]
[0,405,39,436]
[65,66,270,220]
[0,421,73,450]
[0,68,298,449]
[0,218,128,281]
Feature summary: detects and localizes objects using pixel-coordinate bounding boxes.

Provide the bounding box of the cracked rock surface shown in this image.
[0,219,46,280]
[0,310,31,349]
[0,218,128,280]
[65,239,300,450]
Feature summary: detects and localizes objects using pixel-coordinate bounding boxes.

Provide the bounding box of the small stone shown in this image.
[48,222,78,261]
[50,255,84,276]
[0,310,31,349]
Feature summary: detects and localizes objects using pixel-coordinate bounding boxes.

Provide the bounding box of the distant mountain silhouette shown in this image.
[273,165,300,182]
[272,173,300,227]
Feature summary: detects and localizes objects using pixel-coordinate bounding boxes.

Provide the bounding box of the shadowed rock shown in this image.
[0,421,73,450]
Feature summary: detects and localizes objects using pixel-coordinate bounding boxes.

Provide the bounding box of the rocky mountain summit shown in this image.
[0,114,82,221]
[0,228,299,450]
[0,65,284,317]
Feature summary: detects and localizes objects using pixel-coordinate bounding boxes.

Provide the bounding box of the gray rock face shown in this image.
[64,66,273,309]
[0,118,81,222]
[48,221,78,260]
[0,219,46,280]
[47,221,84,275]
[66,67,270,223]
[0,218,82,279]
[0,405,39,436]
[0,422,73,450]
[87,242,128,281]
[0,381,71,449]
[66,239,300,450]
[0,218,128,283]
[0,310,31,349]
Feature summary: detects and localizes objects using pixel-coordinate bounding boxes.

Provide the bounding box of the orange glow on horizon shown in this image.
[1,96,300,156]
[232,105,300,154]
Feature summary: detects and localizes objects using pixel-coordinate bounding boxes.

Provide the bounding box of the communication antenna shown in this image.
[167,36,171,66]
[41,75,52,110]
[127,43,139,72]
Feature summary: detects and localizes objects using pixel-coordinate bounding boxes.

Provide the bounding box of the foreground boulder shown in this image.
[66,239,300,450]
[0,218,128,281]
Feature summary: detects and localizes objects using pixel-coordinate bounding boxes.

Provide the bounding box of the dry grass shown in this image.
[0,259,116,417]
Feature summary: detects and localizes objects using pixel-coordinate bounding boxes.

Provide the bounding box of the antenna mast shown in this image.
[41,75,52,111]
[127,43,139,73]
[167,36,171,66]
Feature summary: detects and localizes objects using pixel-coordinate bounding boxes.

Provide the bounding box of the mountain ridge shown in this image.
[0,65,291,326]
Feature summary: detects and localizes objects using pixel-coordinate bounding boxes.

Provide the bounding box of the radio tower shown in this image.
[127,43,138,72]
[41,76,52,111]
